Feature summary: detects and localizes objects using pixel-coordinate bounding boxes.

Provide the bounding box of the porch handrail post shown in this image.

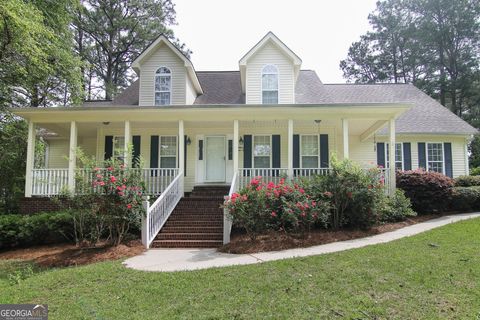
[68,121,77,194]
[288,119,294,179]
[342,118,349,159]
[233,120,239,173]
[389,118,396,194]
[141,196,150,248]
[178,120,185,196]
[25,121,36,197]
[124,120,131,167]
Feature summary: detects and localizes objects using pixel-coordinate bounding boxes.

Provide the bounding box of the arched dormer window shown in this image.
[155,67,171,105]
[262,64,278,104]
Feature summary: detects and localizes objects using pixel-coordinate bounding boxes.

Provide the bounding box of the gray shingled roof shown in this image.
[93,70,477,135]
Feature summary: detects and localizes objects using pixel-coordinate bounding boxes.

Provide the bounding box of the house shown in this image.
[13,32,477,248]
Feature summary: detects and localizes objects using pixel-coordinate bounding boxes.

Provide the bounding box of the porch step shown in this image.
[153,185,229,248]
[151,240,223,248]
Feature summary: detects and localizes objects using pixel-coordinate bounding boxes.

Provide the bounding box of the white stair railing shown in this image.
[223,171,239,244]
[141,170,184,248]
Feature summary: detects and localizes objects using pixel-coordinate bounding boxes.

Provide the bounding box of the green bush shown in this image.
[450,186,480,212]
[0,211,74,249]
[379,190,416,222]
[396,170,454,214]
[454,175,480,187]
[470,167,480,176]
[302,157,386,229]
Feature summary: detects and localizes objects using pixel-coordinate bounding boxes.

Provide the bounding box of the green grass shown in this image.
[1,218,480,319]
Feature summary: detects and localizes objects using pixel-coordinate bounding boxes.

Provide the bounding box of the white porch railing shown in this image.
[31,169,69,196]
[237,168,288,189]
[292,168,332,179]
[223,171,239,244]
[379,168,391,195]
[141,170,184,248]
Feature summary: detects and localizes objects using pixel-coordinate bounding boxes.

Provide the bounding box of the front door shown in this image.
[205,136,226,182]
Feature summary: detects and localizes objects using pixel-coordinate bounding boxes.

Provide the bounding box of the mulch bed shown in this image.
[219,214,448,254]
[0,240,145,268]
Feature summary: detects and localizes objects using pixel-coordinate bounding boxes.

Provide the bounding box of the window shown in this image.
[155,67,171,106]
[262,65,278,104]
[113,136,125,161]
[159,136,177,168]
[301,135,319,168]
[253,135,271,168]
[427,143,444,173]
[385,143,403,170]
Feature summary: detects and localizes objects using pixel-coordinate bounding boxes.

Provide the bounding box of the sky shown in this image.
[171,0,379,84]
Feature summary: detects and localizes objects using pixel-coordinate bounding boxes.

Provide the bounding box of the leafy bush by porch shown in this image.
[396,170,454,214]
[454,175,480,187]
[450,186,480,212]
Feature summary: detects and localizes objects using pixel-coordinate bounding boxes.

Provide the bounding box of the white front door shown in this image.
[205,136,226,182]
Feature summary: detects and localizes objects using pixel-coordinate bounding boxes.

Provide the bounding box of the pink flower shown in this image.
[126,204,132,209]
[122,184,126,189]
[271,211,277,217]
[267,182,275,190]
[110,176,117,183]
[118,191,124,196]
[107,166,113,171]
[242,195,248,201]
[250,178,260,186]
[117,186,123,191]
[324,191,333,198]
[299,188,305,194]
[256,186,262,191]
[279,178,285,185]
[99,181,105,186]
[94,167,100,171]
[96,174,103,178]
[312,201,317,207]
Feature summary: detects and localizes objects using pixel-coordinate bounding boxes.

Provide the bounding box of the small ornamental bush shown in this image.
[454,175,480,187]
[379,189,417,223]
[450,186,480,212]
[396,170,454,214]
[224,177,330,239]
[470,167,480,176]
[302,157,386,229]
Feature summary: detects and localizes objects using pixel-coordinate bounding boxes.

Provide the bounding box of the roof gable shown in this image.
[131,34,203,94]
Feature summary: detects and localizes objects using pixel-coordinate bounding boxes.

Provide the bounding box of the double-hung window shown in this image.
[261,65,278,104]
[253,135,271,168]
[301,135,319,168]
[427,143,444,173]
[385,143,403,170]
[155,67,171,106]
[159,136,177,168]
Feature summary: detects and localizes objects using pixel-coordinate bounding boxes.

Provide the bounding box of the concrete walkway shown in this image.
[124,212,480,272]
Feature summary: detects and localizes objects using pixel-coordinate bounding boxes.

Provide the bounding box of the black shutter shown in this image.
[444,142,453,178]
[418,142,426,169]
[104,136,113,160]
[198,139,203,160]
[376,142,385,168]
[184,135,187,176]
[243,135,252,170]
[272,135,281,168]
[320,134,329,168]
[132,135,141,168]
[293,134,300,175]
[150,136,159,176]
[403,142,411,170]
[228,140,233,160]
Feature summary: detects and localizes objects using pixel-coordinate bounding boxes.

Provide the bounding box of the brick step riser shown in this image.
[186,196,226,200]
[156,233,223,240]
[192,187,230,191]
[172,210,223,214]
[163,221,223,227]
[175,205,223,210]
[152,242,222,248]
[161,227,223,233]
[168,215,223,221]
[179,198,225,202]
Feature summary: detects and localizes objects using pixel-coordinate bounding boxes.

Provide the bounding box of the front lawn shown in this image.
[1,218,480,319]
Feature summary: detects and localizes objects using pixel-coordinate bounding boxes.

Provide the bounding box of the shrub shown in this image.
[454,175,480,187]
[396,170,454,214]
[224,178,330,239]
[379,189,416,222]
[302,157,386,229]
[470,167,480,176]
[450,186,480,212]
[0,211,74,249]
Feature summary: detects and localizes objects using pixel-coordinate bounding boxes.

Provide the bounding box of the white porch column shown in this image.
[68,121,78,193]
[233,120,239,174]
[178,120,184,174]
[388,118,396,194]
[342,118,349,159]
[124,120,131,166]
[288,119,294,178]
[25,121,36,197]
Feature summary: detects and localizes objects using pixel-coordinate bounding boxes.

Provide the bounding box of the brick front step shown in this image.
[168,214,223,221]
[151,240,223,248]
[161,226,223,233]
[172,209,223,214]
[156,232,223,240]
[163,220,223,227]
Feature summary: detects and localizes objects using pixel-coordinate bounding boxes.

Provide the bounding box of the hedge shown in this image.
[450,186,480,212]
[454,175,480,187]
[0,211,74,249]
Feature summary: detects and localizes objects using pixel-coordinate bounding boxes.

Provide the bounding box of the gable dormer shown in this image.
[239,32,302,104]
[131,35,203,106]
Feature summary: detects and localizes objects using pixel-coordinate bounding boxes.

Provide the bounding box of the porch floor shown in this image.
[124,212,480,272]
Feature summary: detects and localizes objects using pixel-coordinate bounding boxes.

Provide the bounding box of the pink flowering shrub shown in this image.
[224,177,330,239]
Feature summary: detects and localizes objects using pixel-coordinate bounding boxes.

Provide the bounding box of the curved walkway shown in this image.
[124,212,480,272]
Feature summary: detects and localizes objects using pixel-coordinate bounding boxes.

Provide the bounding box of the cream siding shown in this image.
[245,42,295,104]
[46,140,69,168]
[185,76,197,105]
[138,43,186,106]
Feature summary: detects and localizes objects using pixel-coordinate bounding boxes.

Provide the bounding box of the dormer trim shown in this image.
[132,34,203,94]
[239,32,302,91]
